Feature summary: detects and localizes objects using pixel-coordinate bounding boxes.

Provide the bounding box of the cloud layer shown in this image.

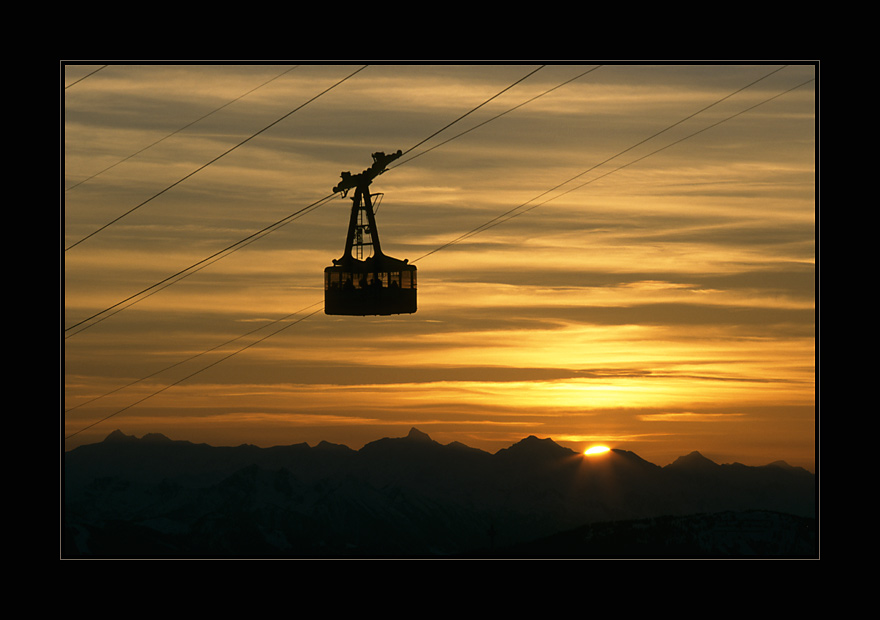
[63,63,816,469]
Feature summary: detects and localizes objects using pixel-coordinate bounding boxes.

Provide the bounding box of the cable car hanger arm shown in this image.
[332,150,402,196]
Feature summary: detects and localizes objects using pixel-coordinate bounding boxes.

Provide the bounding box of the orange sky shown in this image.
[63,63,816,470]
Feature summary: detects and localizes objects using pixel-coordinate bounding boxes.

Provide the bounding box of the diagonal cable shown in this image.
[64,192,336,336]
[65,65,300,192]
[64,65,107,89]
[413,65,794,262]
[64,303,324,440]
[65,65,367,251]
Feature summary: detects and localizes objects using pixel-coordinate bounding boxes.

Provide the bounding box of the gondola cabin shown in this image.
[324,151,417,316]
[324,254,417,316]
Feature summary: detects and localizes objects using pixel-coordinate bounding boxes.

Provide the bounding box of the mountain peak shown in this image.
[667,451,719,470]
[610,448,662,470]
[521,435,564,448]
[765,460,794,469]
[315,440,353,452]
[496,435,575,459]
[359,427,437,454]
[103,430,173,444]
[405,427,433,442]
[104,429,136,443]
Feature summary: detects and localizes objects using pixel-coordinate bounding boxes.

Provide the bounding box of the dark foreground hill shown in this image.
[63,428,817,558]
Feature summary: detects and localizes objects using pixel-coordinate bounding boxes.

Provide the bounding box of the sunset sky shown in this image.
[62,63,817,471]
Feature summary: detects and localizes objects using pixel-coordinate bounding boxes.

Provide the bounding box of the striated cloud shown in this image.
[63,63,816,470]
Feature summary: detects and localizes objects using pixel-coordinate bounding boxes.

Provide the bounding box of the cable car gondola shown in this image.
[324,151,417,316]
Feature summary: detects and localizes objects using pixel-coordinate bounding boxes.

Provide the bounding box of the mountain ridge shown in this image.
[78,428,808,471]
[63,428,816,558]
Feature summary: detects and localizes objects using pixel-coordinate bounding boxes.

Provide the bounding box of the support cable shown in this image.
[64,65,107,89]
[413,65,796,262]
[64,192,336,337]
[394,65,601,168]
[64,303,324,439]
[426,75,817,250]
[65,65,300,192]
[64,65,367,252]
[402,65,545,156]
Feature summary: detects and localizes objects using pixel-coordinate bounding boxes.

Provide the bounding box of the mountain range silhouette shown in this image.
[63,428,817,558]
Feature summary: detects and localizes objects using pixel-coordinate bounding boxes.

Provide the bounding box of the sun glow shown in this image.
[584,445,611,456]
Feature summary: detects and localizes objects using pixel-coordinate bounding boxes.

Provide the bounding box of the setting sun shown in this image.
[584,445,611,456]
